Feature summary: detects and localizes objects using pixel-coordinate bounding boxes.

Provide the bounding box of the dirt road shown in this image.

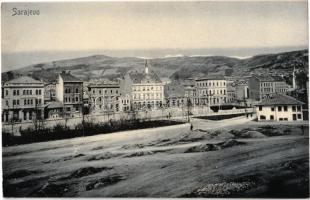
[2,118,309,197]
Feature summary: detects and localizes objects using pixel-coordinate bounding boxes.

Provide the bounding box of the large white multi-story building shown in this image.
[195,75,228,106]
[121,61,165,110]
[1,76,45,123]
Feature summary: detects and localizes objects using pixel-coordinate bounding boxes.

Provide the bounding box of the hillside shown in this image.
[2,49,308,83]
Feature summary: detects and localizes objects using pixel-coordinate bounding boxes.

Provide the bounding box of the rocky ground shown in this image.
[2,117,309,197]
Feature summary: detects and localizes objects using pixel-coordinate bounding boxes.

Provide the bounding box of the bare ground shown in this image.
[2,118,309,197]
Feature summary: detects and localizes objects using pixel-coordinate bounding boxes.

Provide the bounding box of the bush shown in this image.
[3,119,184,146]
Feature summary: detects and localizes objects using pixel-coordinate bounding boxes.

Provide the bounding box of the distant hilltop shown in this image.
[2,49,308,83]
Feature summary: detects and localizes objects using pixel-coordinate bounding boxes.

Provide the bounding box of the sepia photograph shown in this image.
[1,1,309,198]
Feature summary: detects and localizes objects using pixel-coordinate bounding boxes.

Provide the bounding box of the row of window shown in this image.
[196,81,226,87]
[132,86,163,92]
[132,93,162,100]
[259,114,302,121]
[92,89,119,95]
[199,89,227,95]
[259,106,301,112]
[9,98,42,106]
[65,88,80,94]
[5,89,43,96]
[65,97,80,103]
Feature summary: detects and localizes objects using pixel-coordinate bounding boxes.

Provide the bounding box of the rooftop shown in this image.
[254,75,285,82]
[256,94,304,106]
[5,76,43,85]
[46,101,63,109]
[59,72,82,82]
[195,74,226,81]
[129,71,162,84]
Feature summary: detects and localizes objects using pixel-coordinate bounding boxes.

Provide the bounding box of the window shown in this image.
[76,97,79,102]
[23,90,25,95]
[5,90,8,96]
[39,90,41,95]
[13,90,16,96]
[30,99,33,105]
[13,100,16,105]
[279,118,283,121]
[36,90,38,95]
[6,100,9,106]
[293,114,297,121]
[29,112,32,120]
[75,106,79,111]
[284,118,288,121]
[259,106,262,111]
[30,90,32,95]
[271,107,275,111]
[24,112,27,120]
[260,115,266,120]
[17,100,19,105]
[76,88,79,93]
[66,107,71,112]
[284,106,288,112]
[297,114,302,119]
[278,106,282,111]
[297,106,301,112]
[17,90,19,95]
[111,90,113,94]
[270,115,274,120]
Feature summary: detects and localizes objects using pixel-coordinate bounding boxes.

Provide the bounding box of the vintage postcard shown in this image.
[1,1,309,198]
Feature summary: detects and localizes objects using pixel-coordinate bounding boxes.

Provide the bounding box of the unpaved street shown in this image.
[2,117,309,197]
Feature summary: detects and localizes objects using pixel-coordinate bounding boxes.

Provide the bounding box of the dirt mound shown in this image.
[218,139,246,148]
[86,174,126,191]
[215,132,235,140]
[67,167,113,179]
[185,139,245,153]
[183,181,255,197]
[87,152,121,161]
[243,131,267,138]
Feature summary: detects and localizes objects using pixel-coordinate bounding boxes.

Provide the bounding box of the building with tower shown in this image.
[120,60,165,110]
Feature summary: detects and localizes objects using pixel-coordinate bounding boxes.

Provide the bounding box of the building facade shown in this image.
[2,76,45,123]
[88,81,120,113]
[248,75,289,101]
[195,75,228,106]
[121,61,165,110]
[55,71,83,117]
[255,94,304,121]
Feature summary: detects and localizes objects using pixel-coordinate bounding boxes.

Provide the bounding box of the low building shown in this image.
[88,80,120,113]
[55,71,83,117]
[1,76,45,123]
[255,94,304,121]
[44,101,63,119]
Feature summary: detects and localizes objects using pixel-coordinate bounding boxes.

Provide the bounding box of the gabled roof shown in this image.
[59,72,82,82]
[129,72,162,84]
[196,74,226,81]
[256,94,304,106]
[253,75,285,82]
[6,76,43,84]
[46,101,63,109]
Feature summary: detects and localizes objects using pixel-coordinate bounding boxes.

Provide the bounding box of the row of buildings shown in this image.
[1,60,305,123]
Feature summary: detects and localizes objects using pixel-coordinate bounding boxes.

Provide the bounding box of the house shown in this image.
[44,82,56,102]
[195,75,228,106]
[255,94,304,121]
[120,60,165,110]
[1,76,45,123]
[87,80,120,113]
[44,101,63,119]
[55,71,83,117]
[248,75,289,101]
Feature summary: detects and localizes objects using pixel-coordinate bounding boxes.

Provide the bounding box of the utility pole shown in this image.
[81,84,85,137]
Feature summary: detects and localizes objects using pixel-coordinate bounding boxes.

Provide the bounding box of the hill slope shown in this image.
[2,49,308,83]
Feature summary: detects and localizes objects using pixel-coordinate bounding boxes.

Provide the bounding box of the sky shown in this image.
[1,1,309,71]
